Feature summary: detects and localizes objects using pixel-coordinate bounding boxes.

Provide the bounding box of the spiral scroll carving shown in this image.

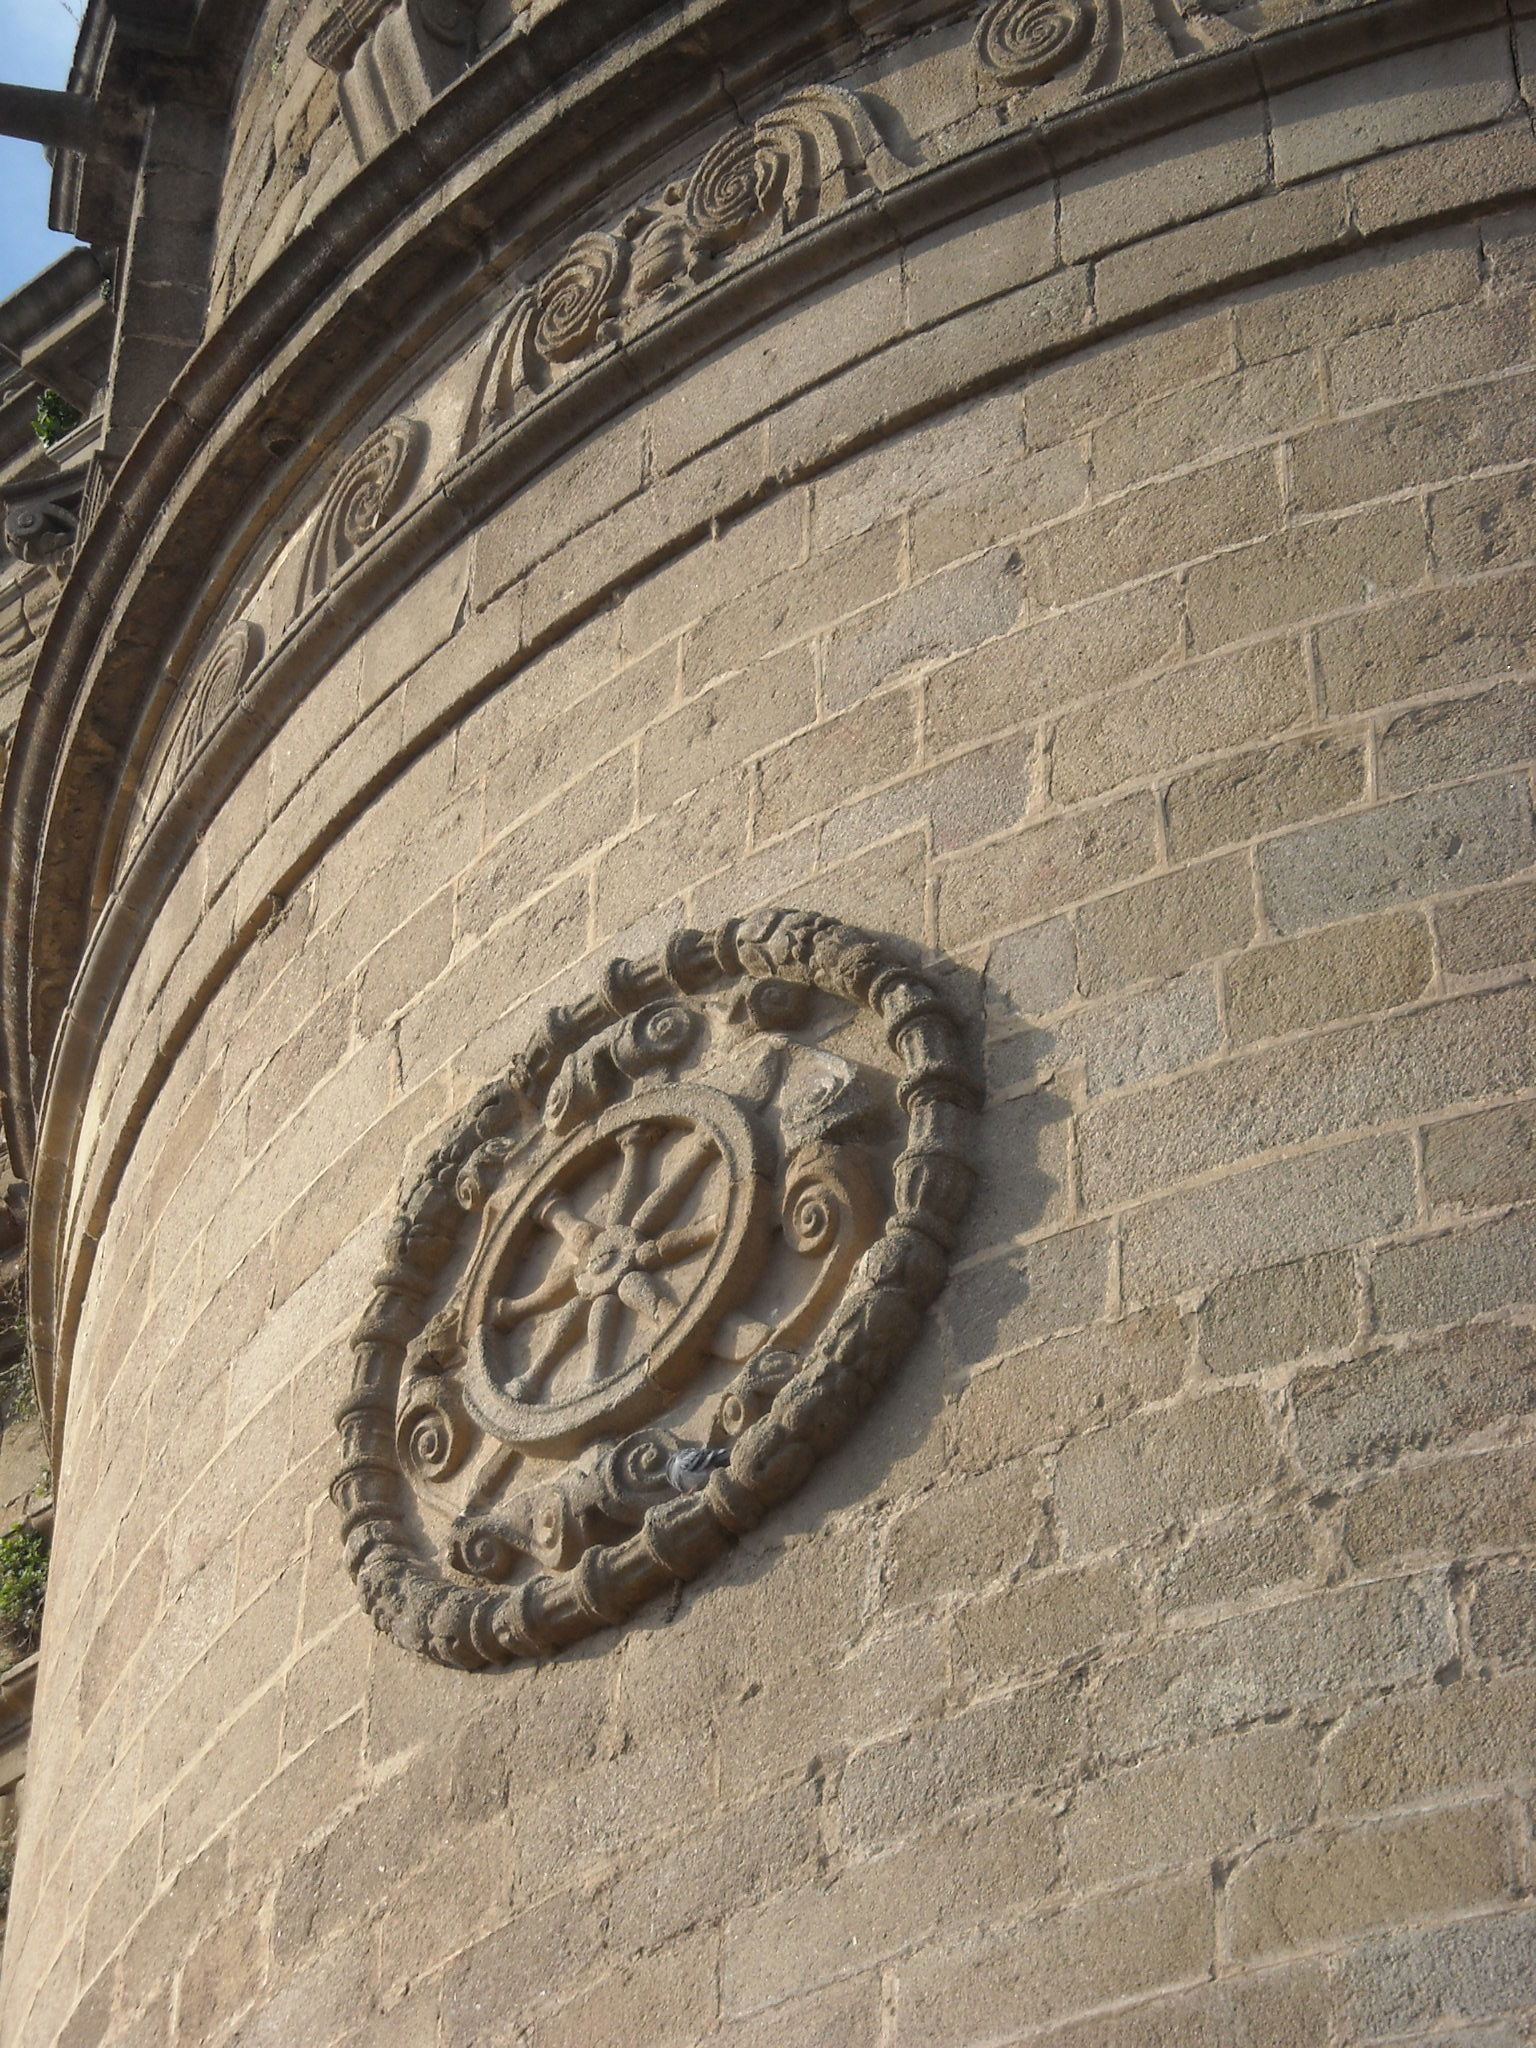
[293,416,425,619]
[976,0,1095,85]
[685,127,793,250]
[784,1172,842,1258]
[188,623,261,742]
[449,1519,518,1581]
[331,910,979,1669]
[398,1391,470,1482]
[138,620,264,834]
[533,235,628,363]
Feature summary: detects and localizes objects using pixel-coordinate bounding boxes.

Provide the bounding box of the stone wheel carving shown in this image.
[459,1090,772,1451]
[332,910,979,1669]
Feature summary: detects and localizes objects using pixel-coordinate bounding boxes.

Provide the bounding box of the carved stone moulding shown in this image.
[332,910,979,1669]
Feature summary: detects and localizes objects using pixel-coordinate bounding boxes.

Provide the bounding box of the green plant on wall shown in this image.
[30,390,82,447]
[0,1527,47,1665]
[0,1280,34,1429]
[0,1353,35,1430]
[1,1374,33,1430]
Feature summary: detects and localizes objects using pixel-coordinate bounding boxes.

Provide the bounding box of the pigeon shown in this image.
[665,1445,731,1492]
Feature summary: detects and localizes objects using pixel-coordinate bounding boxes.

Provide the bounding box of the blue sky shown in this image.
[0,2,86,301]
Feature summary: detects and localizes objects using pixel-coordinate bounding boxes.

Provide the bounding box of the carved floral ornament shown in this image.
[332,911,978,1668]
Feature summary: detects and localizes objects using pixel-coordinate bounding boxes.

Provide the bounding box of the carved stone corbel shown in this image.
[1,474,84,575]
[309,0,482,162]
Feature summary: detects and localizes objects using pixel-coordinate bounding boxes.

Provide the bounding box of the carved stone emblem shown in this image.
[333,911,978,1668]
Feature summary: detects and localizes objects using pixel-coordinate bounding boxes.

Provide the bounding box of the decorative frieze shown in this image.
[461,88,905,449]
[122,416,420,838]
[332,910,978,1668]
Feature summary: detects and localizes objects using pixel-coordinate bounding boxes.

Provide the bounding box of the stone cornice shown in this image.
[2,0,1520,1459]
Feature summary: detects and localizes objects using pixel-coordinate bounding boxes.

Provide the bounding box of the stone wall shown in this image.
[208,0,345,325]
[207,0,533,323]
[4,9,1536,2044]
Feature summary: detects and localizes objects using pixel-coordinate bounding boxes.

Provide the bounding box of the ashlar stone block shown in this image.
[1226,1801,1513,1963]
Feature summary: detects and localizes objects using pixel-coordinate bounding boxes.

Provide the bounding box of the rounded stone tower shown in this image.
[0,0,1533,2041]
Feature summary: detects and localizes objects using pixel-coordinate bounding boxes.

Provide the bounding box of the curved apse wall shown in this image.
[3,2,1536,2042]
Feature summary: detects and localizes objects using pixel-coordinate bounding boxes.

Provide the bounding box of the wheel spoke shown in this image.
[631,1133,715,1236]
[640,1217,719,1269]
[607,1125,655,1228]
[618,1269,677,1325]
[538,1194,599,1257]
[462,1442,522,1518]
[496,1119,727,1400]
[582,1292,624,1387]
[513,1296,588,1397]
[491,1259,577,1330]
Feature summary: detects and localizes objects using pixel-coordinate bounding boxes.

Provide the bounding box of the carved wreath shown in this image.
[332,910,978,1668]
